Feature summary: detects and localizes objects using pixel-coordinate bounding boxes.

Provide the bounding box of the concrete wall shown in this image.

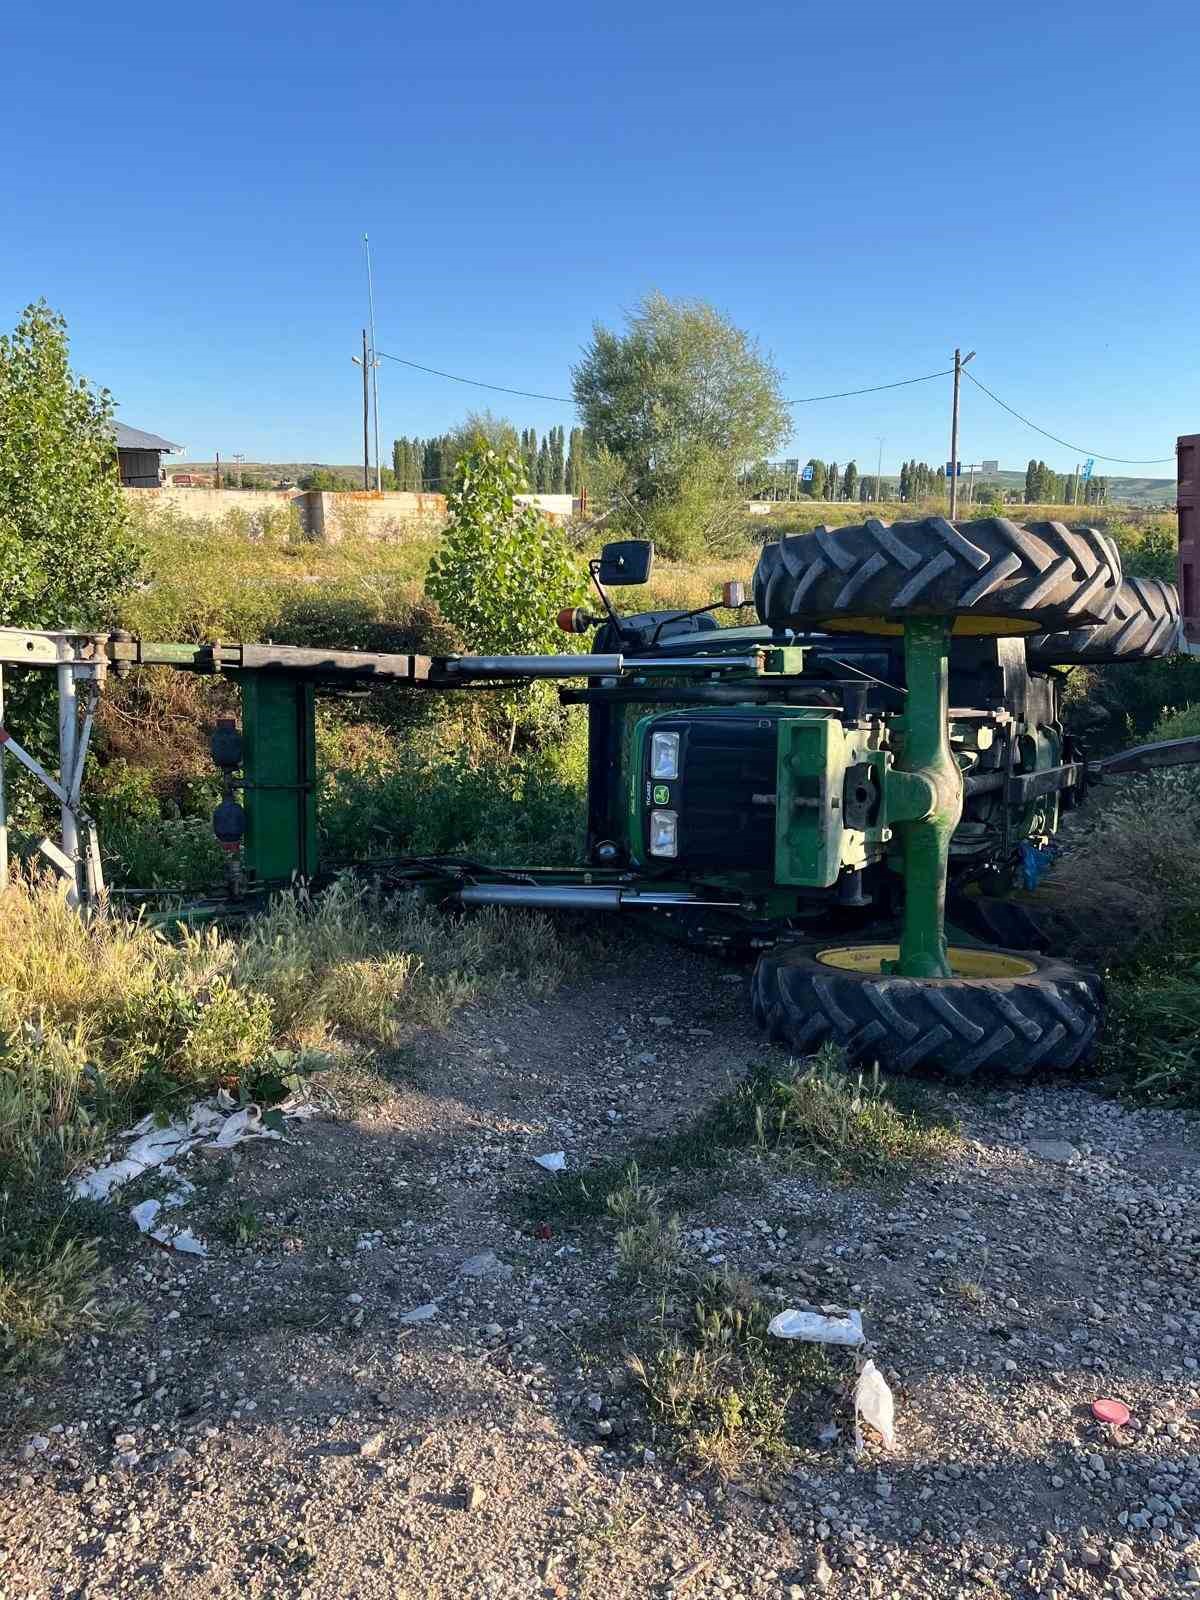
[122,486,446,541]
[123,486,576,541]
[306,490,448,543]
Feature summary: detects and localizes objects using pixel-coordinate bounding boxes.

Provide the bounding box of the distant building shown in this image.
[113,423,183,487]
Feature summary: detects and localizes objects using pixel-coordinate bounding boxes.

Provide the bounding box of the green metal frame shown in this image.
[241,676,318,885]
[882,618,963,978]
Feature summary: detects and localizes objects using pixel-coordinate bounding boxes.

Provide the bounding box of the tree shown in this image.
[826,461,840,502]
[565,427,587,497]
[842,461,859,501]
[425,446,585,749]
[1025,459,1039,504]
[299,467,342,490]
[0,302,142,632]
[804,459,827,499]
[549,425,566,492]
[572,292,789,557]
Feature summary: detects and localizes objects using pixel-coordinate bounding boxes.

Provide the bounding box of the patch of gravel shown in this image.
[3,938,1199,1600]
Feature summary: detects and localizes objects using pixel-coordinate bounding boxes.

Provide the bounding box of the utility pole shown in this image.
[352,329,370,489]
[876,436,885,503]
[364,235,382,493]
[948,348,976,520]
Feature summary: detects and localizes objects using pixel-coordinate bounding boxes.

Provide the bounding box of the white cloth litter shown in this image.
[854,1359,896,1452]
[769,1307,865,1346]
[129,1197,208,1257]
[72,1097,303,1202]
[532,1151,566,1172]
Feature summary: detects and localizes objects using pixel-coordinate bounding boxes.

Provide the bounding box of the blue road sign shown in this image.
[1082,458,1095,482]
[945,462,962,477]
[801,464,814,482]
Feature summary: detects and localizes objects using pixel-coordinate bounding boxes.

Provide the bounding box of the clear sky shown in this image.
[3,0,1196,477]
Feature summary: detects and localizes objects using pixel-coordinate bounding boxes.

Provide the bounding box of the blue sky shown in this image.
[3,0,1196,476]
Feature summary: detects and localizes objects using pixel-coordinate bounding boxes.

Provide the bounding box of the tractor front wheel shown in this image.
[752,943,1103,1079]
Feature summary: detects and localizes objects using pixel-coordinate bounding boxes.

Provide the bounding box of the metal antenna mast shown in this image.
[364,234,382,492]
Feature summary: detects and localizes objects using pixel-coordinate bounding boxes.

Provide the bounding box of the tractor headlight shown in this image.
[650,731,681,780]
[649,809,678,858]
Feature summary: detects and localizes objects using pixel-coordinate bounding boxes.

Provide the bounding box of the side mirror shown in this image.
[597,539,654,586]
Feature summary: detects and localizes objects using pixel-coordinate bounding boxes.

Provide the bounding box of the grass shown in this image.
[0,872,570,1371]
[523,1046,958,1227]
[627,1269,832,1474]
[1046,750,1200,1106]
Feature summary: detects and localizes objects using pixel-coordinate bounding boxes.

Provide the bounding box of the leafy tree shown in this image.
[842,461,859,501]
[425,446,584,748]
[826,461,840,502]
[521,428,538,485]
[549,425,566,492]
[565,426,587,496]
[536,436,551,491]
[804,459,827,499]
[573,292,789,557]
[299,467,342,490]
[1025,459,1039,503]
[0,301,143,630]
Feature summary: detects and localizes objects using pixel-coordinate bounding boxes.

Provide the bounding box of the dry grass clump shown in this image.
[1045,772,1200,962]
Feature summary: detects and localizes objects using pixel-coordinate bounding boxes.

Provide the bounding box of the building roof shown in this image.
[113,422,183,453]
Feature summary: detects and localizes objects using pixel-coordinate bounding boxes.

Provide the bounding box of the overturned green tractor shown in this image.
[3,515,1192,1082]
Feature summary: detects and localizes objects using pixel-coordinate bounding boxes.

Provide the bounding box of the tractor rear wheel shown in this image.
[753,516,1122,635]
[752,943,1103,1078]
[1025,577,1181,667]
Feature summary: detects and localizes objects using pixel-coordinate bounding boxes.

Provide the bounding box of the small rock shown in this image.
[358,1433,385,1458]
[463,1484,487,1511]
[812,1553,834,1589]
[460,1251,512,1281]
[1027,1139,1079,1164]
[400,1302,438,1325]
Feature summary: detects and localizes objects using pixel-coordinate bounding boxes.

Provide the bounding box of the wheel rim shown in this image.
[815,944,1038,978]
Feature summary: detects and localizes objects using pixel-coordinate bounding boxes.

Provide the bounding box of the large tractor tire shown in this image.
[752,943,1103,1079]
[753,516,1122,636]
[1025,577,1182,667]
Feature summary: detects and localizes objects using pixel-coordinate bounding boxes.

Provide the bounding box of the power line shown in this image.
[377,344,1176,468]
[784,368,952,404]
[963,368,1174,466]
[376,349,956,410]
[375,351,574,403]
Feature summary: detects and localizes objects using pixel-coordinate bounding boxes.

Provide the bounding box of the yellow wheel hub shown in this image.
[815,944,1037,979]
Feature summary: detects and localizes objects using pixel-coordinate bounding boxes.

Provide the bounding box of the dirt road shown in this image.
[4,935,1200,1599]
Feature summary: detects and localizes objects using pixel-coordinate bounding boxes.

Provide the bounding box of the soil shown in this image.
[3,932,1200,1600]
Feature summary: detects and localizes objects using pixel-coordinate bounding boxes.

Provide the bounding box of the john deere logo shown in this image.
[652,784,671,805]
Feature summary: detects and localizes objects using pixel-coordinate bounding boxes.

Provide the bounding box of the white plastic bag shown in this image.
[769,1307,864,1346]
[854,1359,895,1452]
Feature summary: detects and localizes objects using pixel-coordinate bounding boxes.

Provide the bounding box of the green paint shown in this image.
[887,617,962,979]
[774,712,846,887]
[241,676,318,886]
[652,784,671,805]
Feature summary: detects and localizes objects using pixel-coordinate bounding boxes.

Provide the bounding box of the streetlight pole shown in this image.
[364,235,382,493]
[949,348,976,520]
[352,330,370,489]
[876,436,885,503]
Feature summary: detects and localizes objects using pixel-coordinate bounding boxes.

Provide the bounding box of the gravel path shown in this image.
[3,936,1199,1600]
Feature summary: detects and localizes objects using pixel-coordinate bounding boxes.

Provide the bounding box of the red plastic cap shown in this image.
[1092,1398,1131,1426]
[557,607,578,634]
